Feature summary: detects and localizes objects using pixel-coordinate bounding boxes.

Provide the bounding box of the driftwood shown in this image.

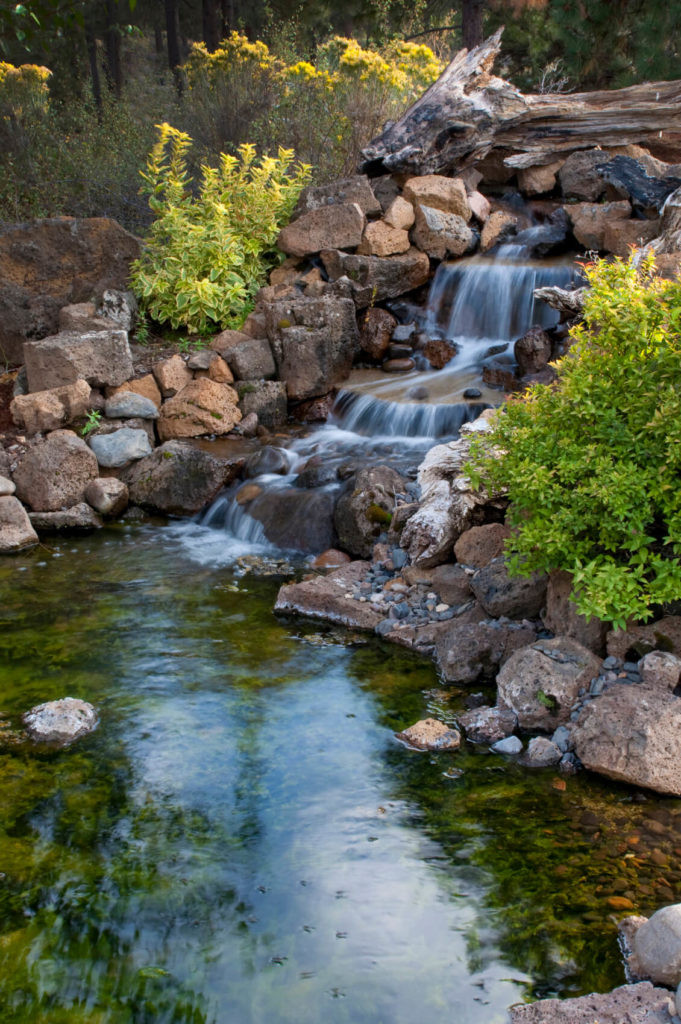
[533,286,586,318]
[360,29,681,178]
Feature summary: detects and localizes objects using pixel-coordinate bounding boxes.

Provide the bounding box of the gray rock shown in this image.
[223,337,276,381]
[96,289,138,331]
[334,465,405,559]
[0,475,15,495]
[84,478,129,516]
[247,488,336,554]
[411,204,474,259]
[295,175,381,218]
[551,724,572,752]
[509,981,675,1023]
[89,428,152,468]
[320,248,430,309]
[632,905,681,987]
[0,495,39,552]
[237,380,288,428]
[29,503,102,531]
[12,430,99,511]
[639,651,681,691]
[24,329,134,391]
[458,704,517,744]
[121,441,243,515]
[275,562,385,632]
[492,735,523,755]
[278,203,366,257]
[558,149,610,201]
[543,569,608,655]
[23,697,98,746]
[436,619,537,684]
[104,392,158,420]
[471,557,548,619]
[524,736,562,767]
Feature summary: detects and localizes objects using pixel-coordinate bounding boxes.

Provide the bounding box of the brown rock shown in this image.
[482,360,520,392]
[558,149,611,201]
[480,210,517,252]
[403,175,471,220]
[603,218,662,257]
[274,561,385,631]
[357,220,410,257]
[514,326,552,375]
[412,205,473,260]
[395,718,461,751]
[157,379,241,440]
[10,378,91,435]
[471,557,547,619]
[454,523,510,568]
[421,338,456,370]
[458,704,517,744]
[29,503,102,531]
[436,620,537,684]
[0,495,38,552]
[567,199,631,251]
[84,477,128,516]
[359,308,397,361]
[509,981,675,1024]
[277,203,366,257]
[108,374,162,409]
[24,329,133,392]
[12,429,99,511]
[383,196,415,230]
[607,616,681,660]
[467,190,491,222]
[320,248,430,308]
[269,258,304,286]
[383,357,415,372]
[654,252,681,280]
[543,569,608,655]
[295,175,381,217]
[121,440,242,515]
[312,548,352,569]
[58,302,111,333]
[152,355,192,398]
[291,393,337,423]
[235,483,262,505]
[639,651,681,691]
[210,328,252,354]
[334,465,405,559]
[207,354,234,383]
[476,150,515,185]
[429,563,473,605]
[517,159,564,197]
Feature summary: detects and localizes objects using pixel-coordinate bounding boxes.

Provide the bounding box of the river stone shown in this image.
[0,495,38,552]
[383,357,415,372]
[10,378,92,435]
[84,478,128,516]
[104,392,159,420]
[458,705,517,744]
[12,429,99,511]
[454,523,510,568]
[247,488,336,554]
[277,202,366,257]
[334,465,405,559]
[497,637,601,730]
[24,329,134,392]
[121,441,242,515]
[639,651,681,691]
[631,906,681,987]
[0,476,15,496]
[509,982,675,1023]
[572,683,681,795]
[435,620,537,685]
[29,503,102,531]
[395,718,461,751]
[157,379,241,440]
[492,735,523,755]
[274,561,385,632]
[524,736,562,767]
[89,428,152,468]
[471,557,548,619]
[23,697,98,746]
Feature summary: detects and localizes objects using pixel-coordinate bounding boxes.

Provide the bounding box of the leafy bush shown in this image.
[129,123,311,334]
[467,254,681,629]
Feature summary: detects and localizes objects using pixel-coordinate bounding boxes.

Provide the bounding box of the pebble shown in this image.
[435,603,449,613]
[463,388,482,399]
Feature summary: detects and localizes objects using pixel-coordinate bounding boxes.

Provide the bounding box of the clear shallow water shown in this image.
[3,527,681,1023]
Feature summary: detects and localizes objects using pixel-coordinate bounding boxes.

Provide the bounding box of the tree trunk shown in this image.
[462,0,485,50]
[104,0,122,97]
[85,26,102,112]
[154,23,163,54]
[359,28,681,178]
[165,0,183,94]
[202,0,220,51]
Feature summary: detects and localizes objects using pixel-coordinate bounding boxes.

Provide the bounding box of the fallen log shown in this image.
[359,30,681,178]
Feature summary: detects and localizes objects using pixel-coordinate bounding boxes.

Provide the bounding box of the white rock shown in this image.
[492,735,523,755]
[23,697,98,746]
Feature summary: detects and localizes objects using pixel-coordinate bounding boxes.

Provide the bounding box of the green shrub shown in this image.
[129,123,311,334]
[467,254,681,629]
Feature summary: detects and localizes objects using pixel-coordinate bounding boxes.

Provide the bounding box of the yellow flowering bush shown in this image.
[0,62,51,119]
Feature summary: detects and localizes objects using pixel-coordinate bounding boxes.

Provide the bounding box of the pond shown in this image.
[1,524,680,1023]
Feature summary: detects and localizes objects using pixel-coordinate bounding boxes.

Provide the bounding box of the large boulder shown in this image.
[265,295,359,401]
[435,620,537,684]
[247,488,336,553]
[630,905,681,987]
[12,430,99,511]
[121,440,242,515]
[29,503,102,531]
[403,175,471,220]
[274,561,385,631]
[566,199,632,251]
[320,248,430,308]
[237,380,287,428]
[497,637,601,730]
[0,495,38,552]
[277,203,365,257]
[607,616,681,660]
[157,379,241,440]
[509,981,676,1024]
[411,205,474,259]
[572,683,681,794]
[294,175,381,217]
[24,329,134,392]
[0,217,141,367]
[470,557,548,619]
[602,218,661,257]
[333,465,405,558]
[10,378,91,436]
[543,569,608,655]
[558,149,610,201]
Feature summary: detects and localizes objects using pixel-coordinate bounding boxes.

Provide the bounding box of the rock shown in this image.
[294,175,381,217]
[602,218,662,257]
[467,190,491,222]
[320,248,430,308]
[421,338,456,369]
[157,379,241,440]
[599,155,681,215]
[514,327,552,375]
[121,441,241,515]
[152,355,193,398]
[266,295,359,401]
[411,205,474,260]
[632,906,681,987]
[12,430,99,511]
[104,392,158,420]
[24,329,134,392]
[358,220,410,256]
[84,477,128,516]
[291,393,337,423]
[492,735,523,755]
[639,651,681,691]
[543,569,608,654]
[218,336,276,381]
[566,199,632,250]
[29,503,102,531]
[0,217,141,367]
[89,427,152,468]
[0,476,15,495]
[403,175,471,220]
[245,447,290,477]
[471,557,547,619]
[108,374,162,409]
[497,637,601,730]
[454,523,510,568]
[513,210,570,257]
[334,465,405,558]
[384,196,415,230]
[10,378,91,435]
[517,159,564,196]
[607,616,681,660]
[396,718,461,751]
[480,210,517,252]
[430,563,473,605]
[436,620,537,684]
[383,357,415,372]
[312,549,352,568]
[237,380,287,428]
[524,736,562,767]
[205,353,234,384]
[572,683,681,795]
[274,561,385,631]
[247,488,337,553]
[509,981,675,1024]
[359,308,397,360]
[458,704,517,744]
[0,495,38,552]
[278,203,366,257]
[95,289,137,331]
[94,415,154,446]
[58,303,111,333]
[558,149,611,201]
[23,697,98,746]
[482,359,520,392]
[655,253,681,281]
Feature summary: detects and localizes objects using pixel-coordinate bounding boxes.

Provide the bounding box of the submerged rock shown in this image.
[23,697,98,746]
[395,718,461,751]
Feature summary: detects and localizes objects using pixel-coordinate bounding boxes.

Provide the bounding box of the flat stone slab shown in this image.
[23,697,98,746]
[509,981,675,1023]
[274,562,384,631]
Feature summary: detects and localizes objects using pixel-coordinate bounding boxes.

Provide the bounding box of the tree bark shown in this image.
[359,29,681,178]
[85,26,102,112]
[165,0,183,94]
[104,0,122,97]
[462,0,485,50]
[202,0,220,51]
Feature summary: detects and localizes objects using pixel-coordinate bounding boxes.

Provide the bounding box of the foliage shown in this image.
[80,409,102,436]
[467,254,681,629]
[129,123,311,333]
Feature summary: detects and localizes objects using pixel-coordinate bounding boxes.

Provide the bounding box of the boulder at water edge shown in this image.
[121,440,243,515]
[396,718,461,751]
[0,496,38,552]
[23,697,98,746]
[12,430,99,511]
[509,981,675,1023]
[629,905,681,987]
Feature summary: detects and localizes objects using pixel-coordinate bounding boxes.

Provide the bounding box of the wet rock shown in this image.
[152,355,192,398]
[312,549,352,569]
[121,441,241,515]
[480,210,517,252]
[497,637,601,730]
[463,388,482,399]
[294,175,381,217]
[454,523,510,568]
[359,308,397,361]
[631,905,681,987]
[244,446,290,477]
[24,329,134,392]
[407,385,429,400]
[248,488,336,554]
[291,392,337,423]
[334,465,405,559]
[237,380,288,429]
[278,203,366,257]
[514,211,570,257]
[411,205,474,260]
[514,327,552,375]
[358,220,410,257]
[543,569,608,655]
[396,718,461,751]
[320,248,430,308]
[403,175,471,220]
[492,735,523,755]
[382,357,415,372]
[157,379,241,440]
[29,503,102,531]
[295,457,338,489]
[517,159,565,196]
[524,736,562,767]
[471,557,547,619]
[104,392,159,420]
[458,704,517,744]
[436,620,536,685]
[108,374,162,409]
[274,561,385,631]
[84,477,128,516]
[566,199,632,251]
[0,495,38,552]
[572,683,681,795]
[89,427,152,468]
[23,697,98,746]
[384,196,415,230]
[607,616,681,660]
[482,359,520,391]
[509,981,675,1024]
[10,378,91,435]
[421,339,456,369]
[13,429,99,511]
[639,651,681,691]
[235,483,262,505]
